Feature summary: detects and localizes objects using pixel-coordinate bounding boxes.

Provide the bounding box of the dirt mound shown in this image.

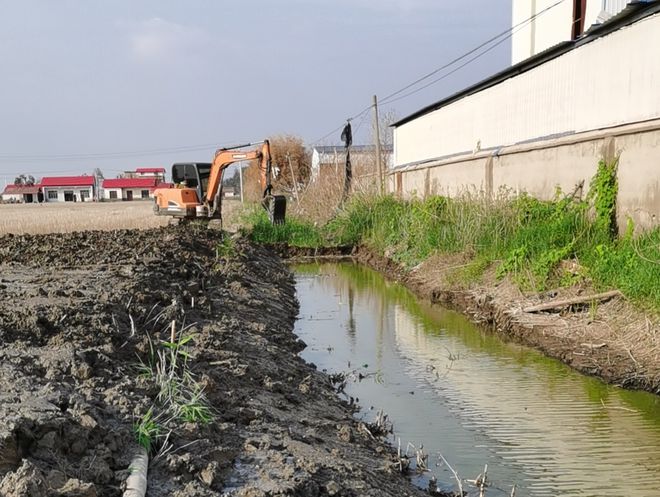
[0,227,427,496]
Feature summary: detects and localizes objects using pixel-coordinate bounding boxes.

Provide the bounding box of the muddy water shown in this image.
[293,262,660,497]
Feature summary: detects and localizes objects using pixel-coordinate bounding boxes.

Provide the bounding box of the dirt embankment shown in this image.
[0,227,427,497]
[353,248,660,395]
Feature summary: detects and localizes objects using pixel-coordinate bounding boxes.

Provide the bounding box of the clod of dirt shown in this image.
[0,459,48,497]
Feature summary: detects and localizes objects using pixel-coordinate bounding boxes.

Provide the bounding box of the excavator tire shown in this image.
[267,195,286,225]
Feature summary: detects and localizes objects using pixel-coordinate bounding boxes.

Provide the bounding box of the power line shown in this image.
[379,0,566,105]
[309,105,371,146]
[381,21,527,105]
[309,0,565,145]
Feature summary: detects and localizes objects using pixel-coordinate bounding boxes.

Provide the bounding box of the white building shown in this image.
[512,0,635,64]
[311,145,393,181]
[102,177,169,201]
[391,1,660,230]
[121,167,167,182]
[41,176,95,202]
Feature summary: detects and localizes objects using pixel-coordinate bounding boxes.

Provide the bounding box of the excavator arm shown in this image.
[206,140,286,224]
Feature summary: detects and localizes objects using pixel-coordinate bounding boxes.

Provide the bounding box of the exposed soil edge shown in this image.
[352,246,660,396]
[262,243,354,260]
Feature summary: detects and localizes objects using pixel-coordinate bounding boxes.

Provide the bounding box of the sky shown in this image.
[0,0,511,184]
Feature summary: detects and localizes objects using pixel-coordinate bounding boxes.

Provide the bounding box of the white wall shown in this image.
[512,0,634,65]
[395,12,660,167]
[1,194,23,202]
[43,187,93,202]
[104,188,122,200]
[104,188,153,200]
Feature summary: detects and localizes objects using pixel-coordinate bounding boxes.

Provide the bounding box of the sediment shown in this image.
[0,227,427,497]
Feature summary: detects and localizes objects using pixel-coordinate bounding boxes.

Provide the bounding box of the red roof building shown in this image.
[1,184,41,203]
[135,168,166,174]
[40,176,95,187]
[102,178,159,189]
[40,176,95,202]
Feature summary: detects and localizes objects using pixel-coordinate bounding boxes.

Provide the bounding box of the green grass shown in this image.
[243,207,325,247]
[244,190,659,312]
[134,408,161,452]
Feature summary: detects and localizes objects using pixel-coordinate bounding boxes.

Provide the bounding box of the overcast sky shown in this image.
[0,0,511,183]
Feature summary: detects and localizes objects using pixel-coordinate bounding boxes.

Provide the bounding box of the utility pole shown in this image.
[373,94,383,195]
[286,154,299,204]
[238,164,244,203]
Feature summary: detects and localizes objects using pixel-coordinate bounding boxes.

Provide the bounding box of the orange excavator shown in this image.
[153,140,286,225]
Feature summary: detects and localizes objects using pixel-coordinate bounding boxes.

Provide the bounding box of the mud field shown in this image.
[0,227,427,497]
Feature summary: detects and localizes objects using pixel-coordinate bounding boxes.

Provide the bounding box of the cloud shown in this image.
[125,18,210,61]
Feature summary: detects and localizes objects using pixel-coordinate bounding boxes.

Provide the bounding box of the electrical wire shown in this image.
[381,19,528,105]
[379,0,566,105]
[309,0,566,145]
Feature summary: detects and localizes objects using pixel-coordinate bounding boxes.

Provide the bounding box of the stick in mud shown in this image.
[522,290,622,313]
[437,452,463,497]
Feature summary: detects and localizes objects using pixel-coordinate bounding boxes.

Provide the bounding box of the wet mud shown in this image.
[0,227,427,497]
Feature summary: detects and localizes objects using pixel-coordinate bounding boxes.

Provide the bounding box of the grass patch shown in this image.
[243,160,659,311]
[242,207,325,247]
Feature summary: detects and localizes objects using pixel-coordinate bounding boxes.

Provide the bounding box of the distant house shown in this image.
[102,177,171,201]
[41,176,95,202]
[311,145,393,181]
[121,167,166,182]
[1,184,41,203]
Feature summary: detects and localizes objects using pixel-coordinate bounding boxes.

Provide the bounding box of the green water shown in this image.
[293,262,660,497]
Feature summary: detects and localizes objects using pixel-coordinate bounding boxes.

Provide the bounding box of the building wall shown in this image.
[395,12,660,170]
[1,194,23,203]
[104,188,153,200]
[512,0,633,64]
[391,121,660,231]
[43,187,93,202]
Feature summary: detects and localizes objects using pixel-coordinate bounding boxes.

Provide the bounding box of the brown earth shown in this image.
[354,248,660,396]
[0,227,428,497]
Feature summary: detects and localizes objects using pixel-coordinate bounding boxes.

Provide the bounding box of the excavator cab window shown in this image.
[172,163,211,201]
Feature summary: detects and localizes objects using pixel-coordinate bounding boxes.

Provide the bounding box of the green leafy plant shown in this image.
[588,158,619,240]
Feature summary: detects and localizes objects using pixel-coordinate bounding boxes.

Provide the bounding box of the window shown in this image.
[141,190,149,199]
[80,190,89,201]
[109,191,118,199]
[47,190,58,200]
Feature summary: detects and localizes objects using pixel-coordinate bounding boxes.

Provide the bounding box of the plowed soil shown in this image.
[0,227,427,497]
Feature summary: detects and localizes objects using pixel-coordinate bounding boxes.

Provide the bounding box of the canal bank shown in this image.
[354,247,660,395]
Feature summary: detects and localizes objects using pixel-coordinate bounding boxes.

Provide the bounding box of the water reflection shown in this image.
[293,262,660,497]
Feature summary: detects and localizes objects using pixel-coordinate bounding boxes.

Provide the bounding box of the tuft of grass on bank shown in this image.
[243,207,325,248]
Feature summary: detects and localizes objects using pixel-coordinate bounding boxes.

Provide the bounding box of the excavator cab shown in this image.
[172,163,212,202]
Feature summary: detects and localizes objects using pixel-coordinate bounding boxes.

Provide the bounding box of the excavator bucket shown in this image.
[264,195,286,225]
